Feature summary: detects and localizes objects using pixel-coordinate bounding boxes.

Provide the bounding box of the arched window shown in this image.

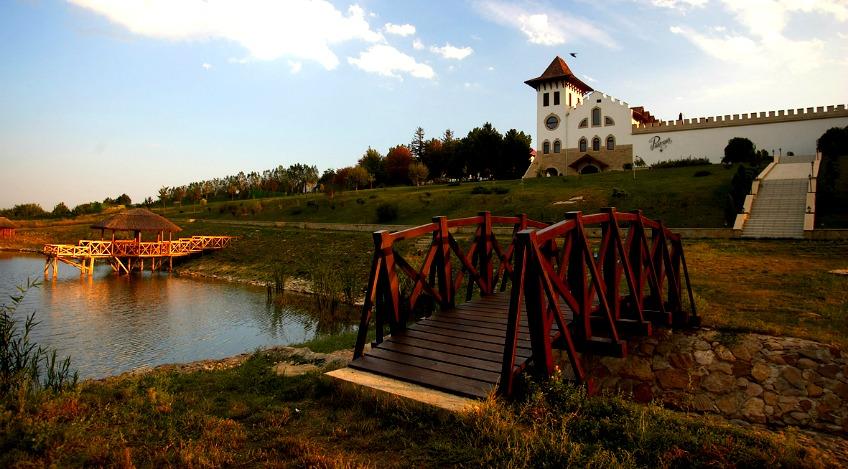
[579,137,587,152]
[581,165,600,175]
[592,137,601,151]
[543,141,550,154]
[553,140,561,153]
[578,118,588,129]
[592,107,601,126]
[606,135,615,150]
[604,116,615,126]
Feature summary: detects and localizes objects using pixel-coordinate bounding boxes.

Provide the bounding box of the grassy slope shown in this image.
[0,351,827,468]
[157,165,735,228]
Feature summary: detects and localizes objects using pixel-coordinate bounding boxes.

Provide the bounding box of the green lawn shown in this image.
[158,165,736,228]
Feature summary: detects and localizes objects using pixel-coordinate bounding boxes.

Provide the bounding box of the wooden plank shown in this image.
[349,355,493,398]
[369,345,501,380]
[438,310,524,326]
[402,329,533,358]
[426,314,512,331]
[410,323,532,349]
[419,318,528,340]
[384,335,505,364]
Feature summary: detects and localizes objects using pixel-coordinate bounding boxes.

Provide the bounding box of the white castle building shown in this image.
[524,56,848,177]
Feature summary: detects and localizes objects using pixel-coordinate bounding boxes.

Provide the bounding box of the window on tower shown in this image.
[592,137,601,151]
[543,141,550,154]
[605,116,615,126]
[545,115,559,130]
[607,136,615,150]
[543,93,550,106]
[553,91,560,106]
[578,118,588,128]
[568,94,572,106]
[579,138,587,152]
[553,140,561,153]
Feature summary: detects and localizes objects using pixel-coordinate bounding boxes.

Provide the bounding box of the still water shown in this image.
[0,253,354,379]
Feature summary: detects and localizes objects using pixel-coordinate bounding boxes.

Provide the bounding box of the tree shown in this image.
[421,138,444,180]
[462,122,503,179]
[385,145,413,185]
[358,147,385,185]
[51,202,71,218]
[115,193,132,205]
[722,137,757,165]
[408,161,429,186]
[347,166,372,190]
[410,126,426,161]
[498,129,532,179]
[158,187,170,208]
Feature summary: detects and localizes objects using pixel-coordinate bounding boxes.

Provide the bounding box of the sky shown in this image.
[1,0,846,209]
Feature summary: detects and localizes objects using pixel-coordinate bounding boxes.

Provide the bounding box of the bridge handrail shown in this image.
[500,208,697,395]
[354,212,544,359]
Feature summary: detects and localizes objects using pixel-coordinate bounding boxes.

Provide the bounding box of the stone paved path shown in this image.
[743,155,814,239]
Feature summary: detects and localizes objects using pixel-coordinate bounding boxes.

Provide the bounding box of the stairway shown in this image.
[742,156,813,239]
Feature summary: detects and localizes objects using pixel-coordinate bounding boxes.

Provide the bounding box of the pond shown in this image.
[0,253,355,379]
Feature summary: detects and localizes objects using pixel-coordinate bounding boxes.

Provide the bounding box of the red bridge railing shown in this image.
[353,208,697,395]
[353,212,545,358]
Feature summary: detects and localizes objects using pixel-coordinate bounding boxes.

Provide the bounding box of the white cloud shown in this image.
[347,44,435,79]
[384,22,415,36]
[288,60,302,74]
[649,0,707,9]
[201,62,212,70]
[668,0,846,72]
[430,43,474,60]
[69,0,383,70]
[412,38,425,50]
[473,0,617,48]
[584,75,597,83]
[487,66,495,71]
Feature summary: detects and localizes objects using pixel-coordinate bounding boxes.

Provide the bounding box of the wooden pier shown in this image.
[347,209,698,399]
[42,208,234,276]
[43,235,235,276]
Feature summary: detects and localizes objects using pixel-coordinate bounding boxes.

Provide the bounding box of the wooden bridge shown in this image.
[349,209,697,398]
[43,235,235,276]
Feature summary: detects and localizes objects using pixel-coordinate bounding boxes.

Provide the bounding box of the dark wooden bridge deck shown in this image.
[350,292,564,399]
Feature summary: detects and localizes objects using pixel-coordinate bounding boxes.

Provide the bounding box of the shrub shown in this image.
[492,187,510,195]
[448,181,461,187]
[471,186,492,194]
[650,157,712,169]
[693,170,712,177]
[289,207,303,215]
[623,163,633,170]
[611,187,628,198]
[375,203,398,223]
[356,198,365,205]
[306,200,319,210]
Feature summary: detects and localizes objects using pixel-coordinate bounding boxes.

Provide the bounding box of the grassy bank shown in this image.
[1,349,829,467]
[157,165,735,228]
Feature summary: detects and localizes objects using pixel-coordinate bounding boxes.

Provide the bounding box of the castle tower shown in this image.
[524,56,594,175]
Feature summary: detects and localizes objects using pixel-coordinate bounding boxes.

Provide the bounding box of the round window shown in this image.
[545,115,559,130]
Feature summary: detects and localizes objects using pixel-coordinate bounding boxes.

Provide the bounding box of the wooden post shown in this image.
[434,216,453,309]
[478,211,493,295]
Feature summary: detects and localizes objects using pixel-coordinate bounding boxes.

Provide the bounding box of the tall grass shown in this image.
[1,279,77,399]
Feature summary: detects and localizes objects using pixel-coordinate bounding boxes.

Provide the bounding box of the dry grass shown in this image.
[686,239,848,347]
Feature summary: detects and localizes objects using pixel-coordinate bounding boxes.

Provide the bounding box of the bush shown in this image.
[471,186,491,194]
[306,200,319,210]
[693,170,712,177]
[611,187,628,198]
[492,187,510,195]
[623,163,633,170]
[375,203,398,223]
[650,157,712,169]
[356,198,365,205]
[722,137,762,165]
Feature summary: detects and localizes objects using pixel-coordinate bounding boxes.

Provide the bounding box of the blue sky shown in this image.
[1,0,846,209]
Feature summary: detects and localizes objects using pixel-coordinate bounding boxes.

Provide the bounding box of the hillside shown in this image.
[156,165,736,228]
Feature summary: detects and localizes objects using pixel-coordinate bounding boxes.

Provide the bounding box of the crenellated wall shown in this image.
[632,104,848,134]
[631,105,848,166]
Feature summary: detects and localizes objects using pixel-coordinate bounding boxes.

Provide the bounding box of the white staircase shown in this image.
[741,155,814,239]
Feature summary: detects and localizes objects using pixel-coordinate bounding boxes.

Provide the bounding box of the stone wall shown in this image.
[574,329,847,435]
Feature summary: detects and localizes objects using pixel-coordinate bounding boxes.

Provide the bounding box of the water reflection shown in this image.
[0,253,355,379]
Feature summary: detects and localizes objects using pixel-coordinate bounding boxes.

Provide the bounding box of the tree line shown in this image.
[2,122,532,218]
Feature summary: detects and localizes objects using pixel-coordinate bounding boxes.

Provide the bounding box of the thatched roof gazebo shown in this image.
[91,208,181,242]
[0,216,17,238]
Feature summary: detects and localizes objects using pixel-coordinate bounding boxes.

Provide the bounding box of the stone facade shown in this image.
[558,329,848,435]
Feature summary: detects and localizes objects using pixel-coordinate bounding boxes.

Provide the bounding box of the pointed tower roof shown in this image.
[525,56,593,93]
